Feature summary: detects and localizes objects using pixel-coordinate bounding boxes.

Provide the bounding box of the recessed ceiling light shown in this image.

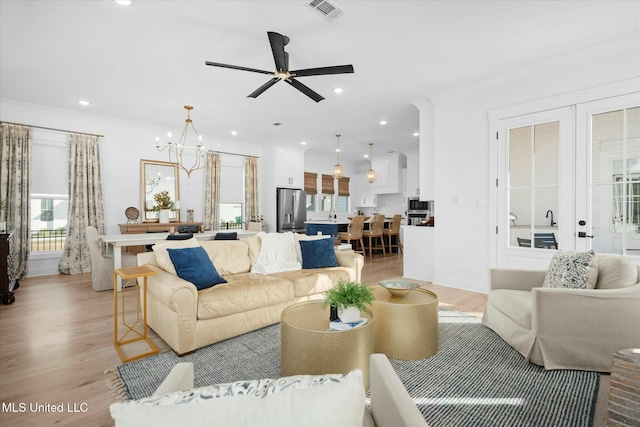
[333,88,343,94]
[78,100,90,106]
[300,141,307,145]
[379,120,387,125]
[115,0,131,5]
[364,154,369,158]
[230,131,238,136]
[413,132,420,137]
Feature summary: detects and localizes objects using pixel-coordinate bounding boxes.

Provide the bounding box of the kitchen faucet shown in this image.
[546,210,556,227]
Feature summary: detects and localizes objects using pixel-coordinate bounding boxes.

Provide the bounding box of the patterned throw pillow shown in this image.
[122,371,359,406]
[543,250,598,289]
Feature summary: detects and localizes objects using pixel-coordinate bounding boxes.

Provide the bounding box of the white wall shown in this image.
[429,34,639,293]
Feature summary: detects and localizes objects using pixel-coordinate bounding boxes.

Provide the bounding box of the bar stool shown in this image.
[362,214,386,260]
[383,214,403,254]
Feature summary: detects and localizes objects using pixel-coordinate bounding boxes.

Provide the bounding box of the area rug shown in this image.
[108,309,599,427]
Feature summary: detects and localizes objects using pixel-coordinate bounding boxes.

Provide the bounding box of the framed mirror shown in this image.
[140,159,180,222]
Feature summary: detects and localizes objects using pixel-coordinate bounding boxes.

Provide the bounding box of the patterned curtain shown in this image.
[204,153,221,230]
[244,156,259,221]
[58,133,104,274]
[0,123,32,279]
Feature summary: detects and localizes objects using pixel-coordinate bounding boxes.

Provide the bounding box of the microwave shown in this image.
[408,198,431,212]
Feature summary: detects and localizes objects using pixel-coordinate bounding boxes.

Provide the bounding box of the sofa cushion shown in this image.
[200,240,251,275]
[152,237,201,275]
[543,250,598,289]
[250,232,301,274]
[197,273,295,320]
[109,370,365,427]
[595,254,638,289]
[299,238,340,269]
[488,289,532,329]
[272,268,352,297]
[167,247,227,291]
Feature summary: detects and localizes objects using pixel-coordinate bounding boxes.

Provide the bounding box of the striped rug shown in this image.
[111,309,598,427]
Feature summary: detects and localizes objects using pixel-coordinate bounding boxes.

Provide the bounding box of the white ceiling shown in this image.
[1,0,638,163]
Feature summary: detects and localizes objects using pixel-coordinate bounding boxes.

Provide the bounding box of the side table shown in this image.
[608,348,640,426]
[370,286,438,360]
[281,301,374,389]
[113,265,158,363]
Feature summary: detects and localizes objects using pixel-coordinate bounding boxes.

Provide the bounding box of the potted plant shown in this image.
[322,280,376,323]
[153,191,173,223]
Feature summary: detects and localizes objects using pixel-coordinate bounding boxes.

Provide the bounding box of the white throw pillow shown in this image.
[250,232,301,274]
[152,237,201,275]
[110,370,365,427]
[543,250,598,289]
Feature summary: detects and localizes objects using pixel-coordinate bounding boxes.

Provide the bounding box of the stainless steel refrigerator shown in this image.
[276,188,307,233]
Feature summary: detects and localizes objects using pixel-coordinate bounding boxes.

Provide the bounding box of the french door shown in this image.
[496,93,640,268]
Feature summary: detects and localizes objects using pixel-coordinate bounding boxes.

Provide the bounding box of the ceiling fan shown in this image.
[205,31,354,103]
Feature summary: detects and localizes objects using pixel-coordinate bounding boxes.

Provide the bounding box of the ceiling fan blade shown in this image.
[247,78,280,98]
[285,78,324,103]
[267,31,289,73]
[205,61,273,75]
[291,64,354,77]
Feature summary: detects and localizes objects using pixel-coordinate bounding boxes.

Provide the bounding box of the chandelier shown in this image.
[156,105,206,178]
[366,143,377,183]
[332,134,344,179]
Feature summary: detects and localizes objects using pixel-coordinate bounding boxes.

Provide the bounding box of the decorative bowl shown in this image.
[379,280,419,297]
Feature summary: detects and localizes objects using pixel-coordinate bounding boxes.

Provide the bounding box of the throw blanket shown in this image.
[251,232,301,275]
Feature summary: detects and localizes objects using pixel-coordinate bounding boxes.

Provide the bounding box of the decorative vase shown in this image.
[158,209,170,223]
[338,306,360,323]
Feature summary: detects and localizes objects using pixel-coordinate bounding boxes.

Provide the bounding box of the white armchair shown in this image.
[85,226,136,291]
[482,254,640,372]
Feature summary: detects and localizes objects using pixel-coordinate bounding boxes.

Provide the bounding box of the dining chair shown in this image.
[362,214,386,260]
[86,226,137,291]
[338,215,366,257]
[383,214,403,254]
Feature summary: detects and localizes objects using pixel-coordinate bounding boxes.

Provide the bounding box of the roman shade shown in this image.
[304,172,317,195]
[338,177,350,197]
[322,174,334,195]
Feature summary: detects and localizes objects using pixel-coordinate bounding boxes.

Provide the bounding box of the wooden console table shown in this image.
[118,222,203,254]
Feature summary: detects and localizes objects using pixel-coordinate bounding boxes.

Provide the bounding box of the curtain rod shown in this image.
[207,149,259,159]
[0,121,104,138]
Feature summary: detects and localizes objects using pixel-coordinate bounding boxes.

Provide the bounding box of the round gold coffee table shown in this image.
[281,301,375,388]
[370,286,438,360]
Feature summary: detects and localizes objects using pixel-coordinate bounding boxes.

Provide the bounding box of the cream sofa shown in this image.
[110,354,429,427]
[137,234,364,355]
[482,253,640,372]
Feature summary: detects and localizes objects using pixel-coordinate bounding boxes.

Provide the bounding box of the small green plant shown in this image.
[321,280,376,313]
[152,190,173,211]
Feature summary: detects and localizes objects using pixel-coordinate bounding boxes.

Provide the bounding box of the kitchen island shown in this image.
[402,225,434,282]
[304,220,350,237]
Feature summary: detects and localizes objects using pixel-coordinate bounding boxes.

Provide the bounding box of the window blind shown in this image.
[321,174,334,194]
[338,177,350,196]
[304,172,318,195]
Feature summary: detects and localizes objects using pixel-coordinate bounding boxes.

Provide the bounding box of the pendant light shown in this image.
[332,134,344,179]
[366,143,377,183]
[155,105,206,178]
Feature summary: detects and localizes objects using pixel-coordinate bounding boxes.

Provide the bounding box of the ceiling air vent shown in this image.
[306,0,344,22]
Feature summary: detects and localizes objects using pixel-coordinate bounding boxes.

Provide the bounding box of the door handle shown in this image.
[578,231,595,238]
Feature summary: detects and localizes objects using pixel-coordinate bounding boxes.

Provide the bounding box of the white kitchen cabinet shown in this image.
[404,151,420,198]
[371,153,406,194]
[352,173,377,207]
[274,145,304,188]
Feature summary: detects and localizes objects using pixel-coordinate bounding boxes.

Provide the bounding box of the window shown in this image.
[337,177,350,213]
[219,203,243,229]
[31,129,69,252]
[304,172,318,212]
[30,195,68,251]
[321,174,335,213]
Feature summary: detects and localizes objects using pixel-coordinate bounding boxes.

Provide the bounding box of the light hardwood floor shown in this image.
[0,253,608,426]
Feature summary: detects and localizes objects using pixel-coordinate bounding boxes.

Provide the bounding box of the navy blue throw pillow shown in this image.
[167,246,227,290]
[299,238,340,269]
